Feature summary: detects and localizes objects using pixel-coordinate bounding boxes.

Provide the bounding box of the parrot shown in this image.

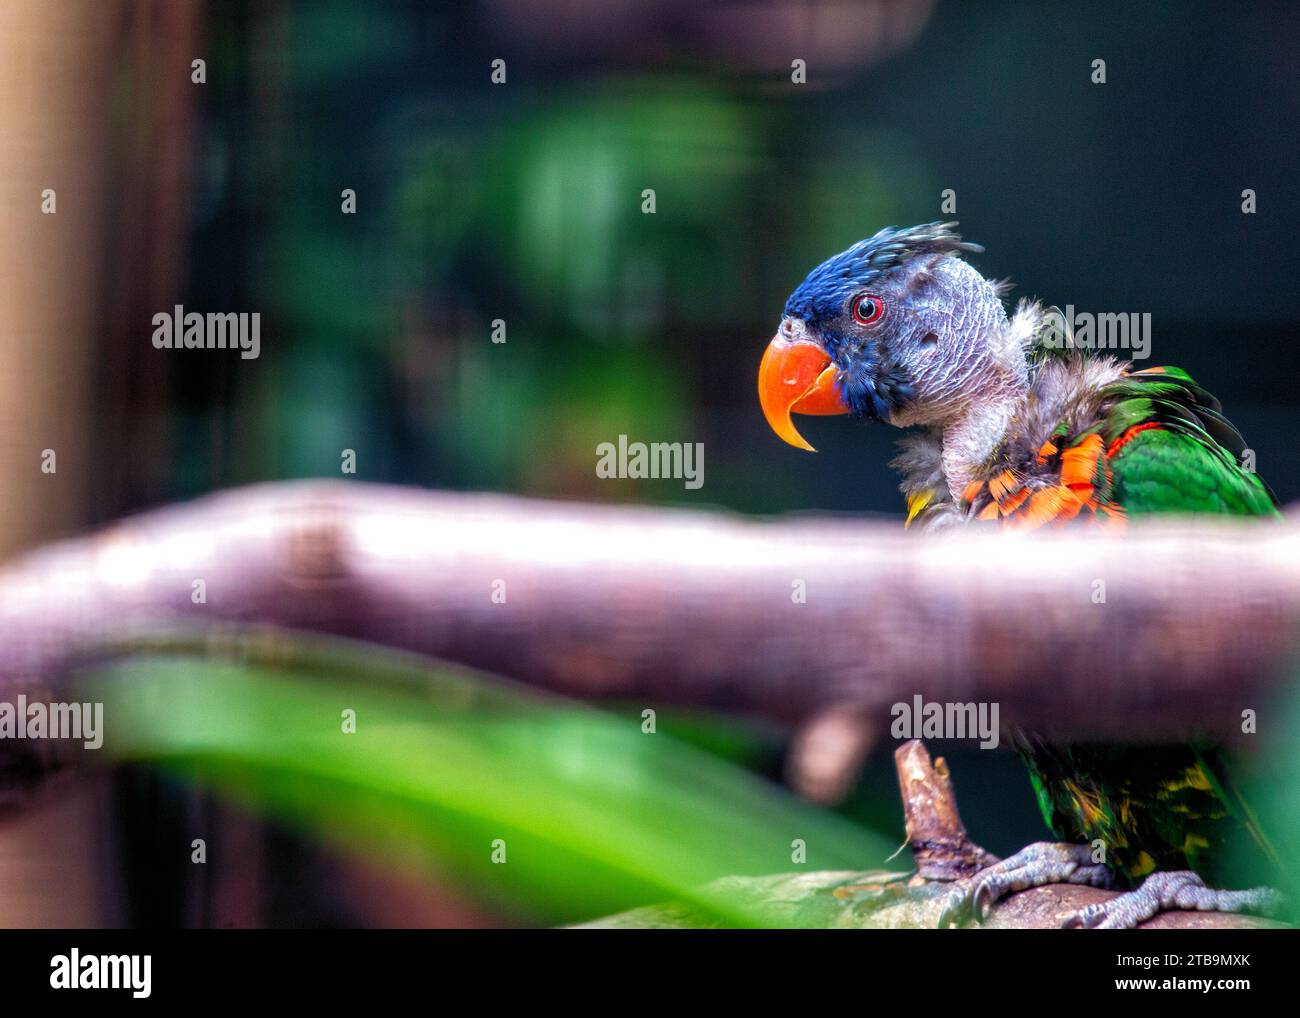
[757,222,1283,929]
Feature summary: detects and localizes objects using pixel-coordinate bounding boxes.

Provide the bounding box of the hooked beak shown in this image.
[758,320,849,451]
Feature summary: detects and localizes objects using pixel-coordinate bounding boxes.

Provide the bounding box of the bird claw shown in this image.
[937,841,1111,928]
[1060,871,1282,929]
[937,886,973,929]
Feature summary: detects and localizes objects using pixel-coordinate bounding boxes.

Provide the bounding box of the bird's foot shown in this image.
[1061,871,1282,929]
[938,841,1114,928]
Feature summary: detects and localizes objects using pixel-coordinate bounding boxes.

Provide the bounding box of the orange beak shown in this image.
[758,329,848,451]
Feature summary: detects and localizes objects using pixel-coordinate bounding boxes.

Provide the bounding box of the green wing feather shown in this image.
[1101,368,1277,518]
[1109,427,1277,517]
[1021,365,1279,885]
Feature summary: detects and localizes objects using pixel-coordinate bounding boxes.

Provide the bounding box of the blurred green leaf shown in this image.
[88,636,891,926]
[1231,667,1300,922]
[484,83,759,337]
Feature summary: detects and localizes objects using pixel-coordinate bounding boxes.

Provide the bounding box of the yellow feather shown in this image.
[905,491,933,528]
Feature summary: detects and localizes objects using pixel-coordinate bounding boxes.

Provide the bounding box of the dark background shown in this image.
[92,0,1300,525]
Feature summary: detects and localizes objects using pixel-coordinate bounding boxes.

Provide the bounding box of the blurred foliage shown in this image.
[167,0,1299,514]
[87,636,892,926]
[483,85,760,333]
[1230,674,1300,923]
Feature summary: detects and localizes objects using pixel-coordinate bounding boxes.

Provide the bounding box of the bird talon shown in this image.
[938,884,975,928]
[1058,872,1280,930]
[932,842,1109,927]
[1061,902,1104,929]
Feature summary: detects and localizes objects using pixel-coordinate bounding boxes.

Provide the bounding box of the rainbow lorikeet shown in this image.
[758,222,1282,928]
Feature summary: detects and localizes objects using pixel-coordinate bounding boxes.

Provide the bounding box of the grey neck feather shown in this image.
[890,269,1033,499]
[937,391,1024,498]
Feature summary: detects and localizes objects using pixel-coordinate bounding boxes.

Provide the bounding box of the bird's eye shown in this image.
[852,293,885,327]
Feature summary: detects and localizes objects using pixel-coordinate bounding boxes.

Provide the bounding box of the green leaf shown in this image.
[87,635,891,926]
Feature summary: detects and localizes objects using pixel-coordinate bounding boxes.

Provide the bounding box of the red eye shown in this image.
[852,293,885,326]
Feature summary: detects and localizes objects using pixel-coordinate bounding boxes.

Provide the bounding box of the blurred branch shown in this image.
[1,480,1298,742]
[579,741,1282,930]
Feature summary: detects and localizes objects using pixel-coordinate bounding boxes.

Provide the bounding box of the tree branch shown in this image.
[894,740,997,880]
[1,480,1297,742]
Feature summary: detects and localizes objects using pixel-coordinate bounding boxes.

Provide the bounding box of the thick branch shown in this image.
[1,481,1297,742]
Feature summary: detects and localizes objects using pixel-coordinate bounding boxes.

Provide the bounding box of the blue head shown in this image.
[760,223,1014,450]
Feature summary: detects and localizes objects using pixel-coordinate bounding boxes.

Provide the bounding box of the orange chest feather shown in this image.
[958,427,1157,530]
